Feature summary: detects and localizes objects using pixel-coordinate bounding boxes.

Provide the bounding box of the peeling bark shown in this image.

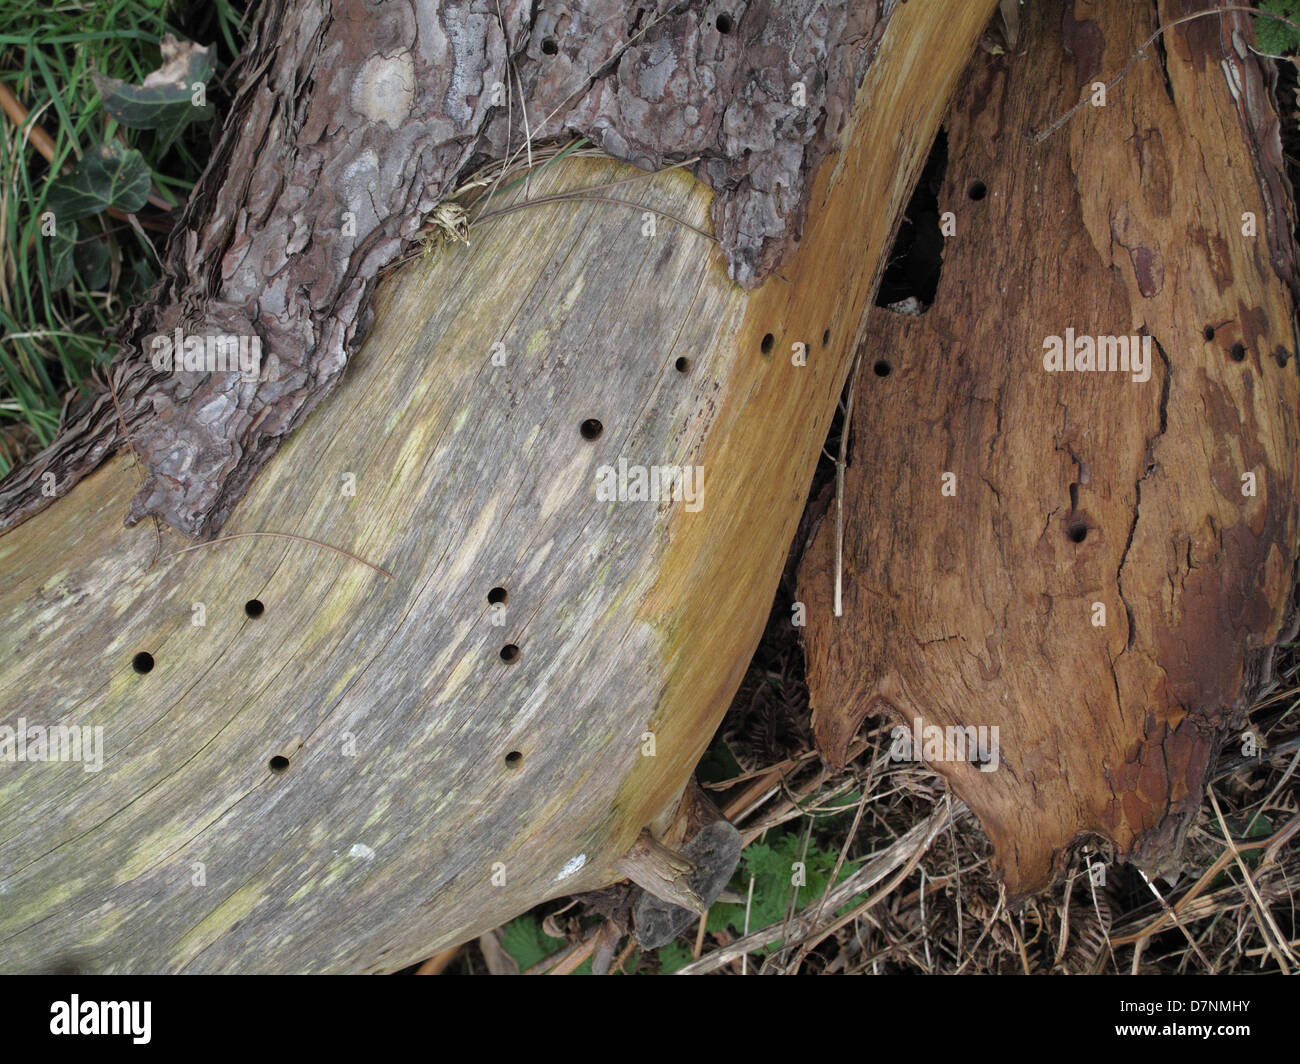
[0,0,897,540]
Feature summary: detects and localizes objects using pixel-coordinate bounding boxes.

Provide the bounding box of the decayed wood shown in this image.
[0,0,900,541]
[799,0,1300,896]
[616,830,702,913]
[0,0,1001,971]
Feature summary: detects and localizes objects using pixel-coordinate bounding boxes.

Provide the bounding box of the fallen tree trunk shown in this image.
[799,0,1300,896]
[0,0,999,972]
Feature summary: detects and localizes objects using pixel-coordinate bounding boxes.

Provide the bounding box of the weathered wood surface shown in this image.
[0,0,902,541]
[0,0,1000,971]
[799,0,1300,896]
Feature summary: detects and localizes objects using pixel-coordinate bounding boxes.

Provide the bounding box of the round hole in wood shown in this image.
[760,332,774,354]
[245,599,265,618]
[873,359,892,378]
[132,652,154,674]
[541,37,558,55]
[487,586,508,606]
[1203,325,1215,341]
[269,755,290,773]
[505,750,524,768]
[1068,522,1088,544]
[500,644,521,662]
[968,181,988,201]
[579,418,603,440]
[1229,342,1246,362]
[716,13,734,34]
[675,356,690,373]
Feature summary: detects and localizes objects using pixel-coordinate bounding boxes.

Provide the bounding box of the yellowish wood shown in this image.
[0,0,999,971]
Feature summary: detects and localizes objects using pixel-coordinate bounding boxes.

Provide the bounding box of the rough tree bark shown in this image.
[799,0,1300,896]
[0,0,902,540]
[0,0,1000,971]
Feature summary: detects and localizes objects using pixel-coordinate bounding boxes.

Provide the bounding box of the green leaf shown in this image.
[1256,1,1300,55]
[656,942,694,973]
[706,831,863,953]
[90,36,213,150]
[497,915,566,971]
[74,233,112,290]
[45,142,151,223]
[45,229,76,290]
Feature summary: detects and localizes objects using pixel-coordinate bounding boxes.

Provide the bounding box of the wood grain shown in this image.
[0,0,999,971]
[799,0,1300,896]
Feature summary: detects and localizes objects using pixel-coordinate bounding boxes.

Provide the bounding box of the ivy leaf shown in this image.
[74,232,112,290]
[91,34,213,150]
[45,142,151,223]
[45,228,76,290]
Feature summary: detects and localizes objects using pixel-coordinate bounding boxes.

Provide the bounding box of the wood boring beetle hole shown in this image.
[968,181,987,200]
[675,356,690,373]
[1203,325,1216,341]
[269,755,290,773]
[245,599,265,618]
[541,37,558,55]
[500,644,520,662]
[1229,343,1247,362]
[580,418,603,440]
[760,332,774,354]
[716,13,734,33]
[1068,522,1088,544]
[873,359,892,377]
[504,751,523,768]
[487,587,507,606]
[822,329,831,346]
[131,652,154,674]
